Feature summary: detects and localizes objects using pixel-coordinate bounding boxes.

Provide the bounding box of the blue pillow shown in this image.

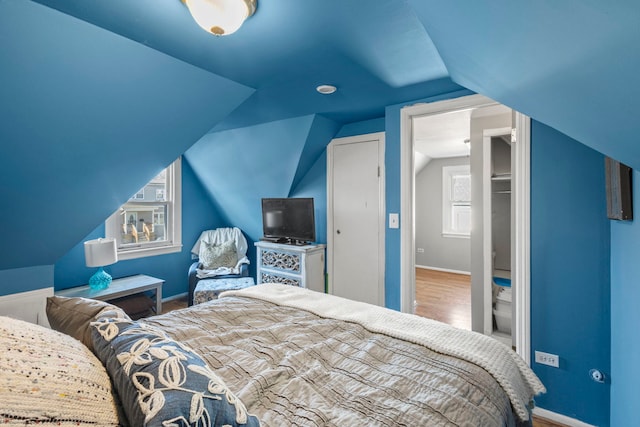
[90,317,260,427]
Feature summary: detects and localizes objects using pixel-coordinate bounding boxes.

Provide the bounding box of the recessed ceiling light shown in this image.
[316,84,337,95]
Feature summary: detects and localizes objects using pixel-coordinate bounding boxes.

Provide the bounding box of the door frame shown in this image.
[400,94,531,364]
[326,132,386,305]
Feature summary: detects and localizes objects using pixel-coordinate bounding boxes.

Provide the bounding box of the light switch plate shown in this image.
[389,213,399,229]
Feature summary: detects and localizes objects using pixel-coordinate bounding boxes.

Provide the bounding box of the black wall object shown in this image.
[605,157,633,220]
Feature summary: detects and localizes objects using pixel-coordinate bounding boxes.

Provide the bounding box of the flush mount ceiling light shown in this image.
[316,84,337,95]
[182,0,256,36]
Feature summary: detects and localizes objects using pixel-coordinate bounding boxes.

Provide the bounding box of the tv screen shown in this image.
[261,198,316,243]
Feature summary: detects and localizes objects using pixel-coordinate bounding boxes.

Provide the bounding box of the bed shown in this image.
[1,283,545,426]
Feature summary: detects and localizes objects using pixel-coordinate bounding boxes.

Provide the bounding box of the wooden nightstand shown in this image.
[56,274,164,315]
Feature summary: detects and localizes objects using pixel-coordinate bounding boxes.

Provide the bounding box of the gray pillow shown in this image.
[199,239,238,269]
[46,296,130,352]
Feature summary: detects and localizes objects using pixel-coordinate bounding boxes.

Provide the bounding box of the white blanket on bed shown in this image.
[222,283,546,422]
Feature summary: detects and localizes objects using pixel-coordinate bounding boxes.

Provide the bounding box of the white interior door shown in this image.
[327,133,385,306]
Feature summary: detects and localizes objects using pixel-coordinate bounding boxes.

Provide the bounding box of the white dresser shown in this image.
[255,241,326,292]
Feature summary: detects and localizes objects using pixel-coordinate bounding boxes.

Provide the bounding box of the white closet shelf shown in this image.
[491,173,511,181]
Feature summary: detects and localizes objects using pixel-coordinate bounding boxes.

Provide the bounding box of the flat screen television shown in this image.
[261,198,316,244]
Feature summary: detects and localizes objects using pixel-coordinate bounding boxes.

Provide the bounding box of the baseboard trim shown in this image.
[415,265,471,276]
[533,407,596,427]
[162,292,187,303]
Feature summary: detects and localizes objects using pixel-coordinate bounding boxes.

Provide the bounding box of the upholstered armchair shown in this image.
[188,227,250,306]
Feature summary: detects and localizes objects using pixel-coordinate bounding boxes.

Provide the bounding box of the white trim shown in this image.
[327,132,386,305]
[162,292,188,303]
[533,408,596,427]
[513,113,531,364]
[116,243,183,260]
[106,157,182,261]
[399,94,531,365]
[416,265,471,276]
[482,126,512,337]
[400,108,416,313]
[441,232,471,239]
[442,164,471,237]
[0,287,54,327]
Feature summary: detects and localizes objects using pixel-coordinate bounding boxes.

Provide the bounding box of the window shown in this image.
[442,164,471,238]
[106,158,182,260]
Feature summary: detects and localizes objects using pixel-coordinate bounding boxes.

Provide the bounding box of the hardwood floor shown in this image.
[160,295,188,314]
[532,416,568,427]
[414,267,471,330]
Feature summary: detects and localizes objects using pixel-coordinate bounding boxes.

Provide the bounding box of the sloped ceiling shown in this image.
[184,115,340,241]
[28,0,640,165]
[409,0,640,168]
[0,0,253,269]
[30,0,450,129]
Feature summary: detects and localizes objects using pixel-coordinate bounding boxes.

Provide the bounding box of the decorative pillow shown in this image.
[90,317,260,427]
[46,295,130,352]
[0,316,120,426]
[199,239,238,270]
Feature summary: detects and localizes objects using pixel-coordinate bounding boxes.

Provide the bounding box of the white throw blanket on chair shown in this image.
[192,227,250,278]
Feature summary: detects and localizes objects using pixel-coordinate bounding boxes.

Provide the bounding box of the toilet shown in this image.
[492,277,512,334]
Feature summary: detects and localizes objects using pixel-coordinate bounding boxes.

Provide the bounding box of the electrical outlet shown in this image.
[417,248,424,253]
[535,351,559,368]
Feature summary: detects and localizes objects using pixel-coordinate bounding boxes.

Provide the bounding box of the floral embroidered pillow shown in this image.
[199,239,238,270]
[90,317,260,427]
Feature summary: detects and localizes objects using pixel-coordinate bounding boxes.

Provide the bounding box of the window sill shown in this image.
[442,232,470,240]
[117,243,183,261]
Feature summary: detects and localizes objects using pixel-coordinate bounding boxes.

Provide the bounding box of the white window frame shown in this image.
[442,164,471,238]
[106,157,182,260]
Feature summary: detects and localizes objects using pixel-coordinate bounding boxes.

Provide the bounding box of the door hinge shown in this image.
[377,166,380,177]
[511,128,517,143]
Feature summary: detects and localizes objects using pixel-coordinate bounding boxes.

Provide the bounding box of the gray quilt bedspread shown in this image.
[144,296,528,427]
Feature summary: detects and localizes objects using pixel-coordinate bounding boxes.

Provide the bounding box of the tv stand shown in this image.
[255,241,326,292]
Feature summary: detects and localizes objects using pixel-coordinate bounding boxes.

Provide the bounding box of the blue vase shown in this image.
[89,267,112,290]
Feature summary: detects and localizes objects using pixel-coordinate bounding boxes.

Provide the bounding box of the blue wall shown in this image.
[0,266,54,297]
[334,117,385,139]
[610,170,640,426]
[53,114,379,297]
[184,115,337,243]
[290,151,329,246]
[0,0,253,272]
[530,122,611,426]
[54,159,226,298]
